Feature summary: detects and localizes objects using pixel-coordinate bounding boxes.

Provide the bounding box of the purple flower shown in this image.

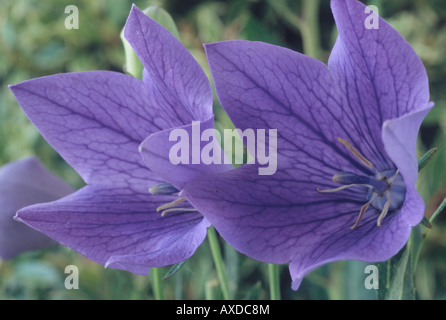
[0,157,74,259]
[9,6,228,274]
[183,0,434,289]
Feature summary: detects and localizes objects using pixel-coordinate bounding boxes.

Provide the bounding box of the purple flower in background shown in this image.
[9,6,228,274]
[0,157,74,259]
[183,0,434,289]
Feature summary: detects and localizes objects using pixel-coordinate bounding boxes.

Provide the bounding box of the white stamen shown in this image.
[338,138,377,173]
[317,184,371,193]
[377,192,392,227]
[156,197,186,212]
[386,169,400,184]
[161,208,198,217]
[351,193,376,230]
[317,138,403,230]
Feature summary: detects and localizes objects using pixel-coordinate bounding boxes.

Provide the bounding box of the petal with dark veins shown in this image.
[185,0,433,290]
[125,5,213,122]
[184,164,416,285]
[16,185,209,273]
[329,0,430,170]
[140,116,233,190]
[0,157,74,259]
[9,71,164,189]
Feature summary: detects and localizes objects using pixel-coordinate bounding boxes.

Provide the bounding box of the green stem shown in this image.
[421,196,446,240]
[267,0,322,59]
[412,196,446,272]
[205,280,216,300]
[301,0,321,59]
[268,264,281,300]
[207,227,232,300]
[417,148,438,172]
[409,148,440,271]
[429,196,446,225]
[151,267,164,300]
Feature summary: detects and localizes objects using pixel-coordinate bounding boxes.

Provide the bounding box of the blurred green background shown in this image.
[0,0,445,300]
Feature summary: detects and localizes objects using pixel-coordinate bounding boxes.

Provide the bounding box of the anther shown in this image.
[149,183,179,195]
[317,139,406,230]
[338,138,377,172]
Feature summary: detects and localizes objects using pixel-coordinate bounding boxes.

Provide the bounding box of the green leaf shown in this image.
[162,261,187,280]
[377,259,391,300]
[418,147,438,172]
[120,5,180,79]
[243,282,262,300]
[120,28,143,79]
[383,246,416,300]
[429,196,446,225]
[143,5,180,40]
[411,197,446,281]
[420,216,433,229]
[410,224,424,273]
[341,260,378,300]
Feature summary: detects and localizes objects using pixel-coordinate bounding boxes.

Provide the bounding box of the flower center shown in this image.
[317,138,406,229]
[149,183,198,216]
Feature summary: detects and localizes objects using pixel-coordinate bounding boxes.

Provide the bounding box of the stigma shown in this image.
[318,138,406,230]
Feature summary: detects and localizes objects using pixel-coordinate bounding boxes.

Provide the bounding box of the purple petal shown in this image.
[16,185,209,273]
[184,164,406,259]
[205,38,429,174]
[0,157,74,259]
[124,5,213,122]
[9,71,166,190]
[289,180,425,288]
[9,5,219,272]
[205,40,385,177]
[189,0,433,290]
[140,116,232,189]
[382,104,434,189]
[329,0,430,167]
[330,0,430,116]
[184,164,418,290]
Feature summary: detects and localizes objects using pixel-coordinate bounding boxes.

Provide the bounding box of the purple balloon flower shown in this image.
[9,6,228,274]
[0,157,74,259]
[183,0,434,289]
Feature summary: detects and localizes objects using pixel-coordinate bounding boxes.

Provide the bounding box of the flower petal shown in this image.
[9,71,164,189]
[330,0,430,115]
[124,5,213,122]
[184,164,417,290]
[140,116,232,189]
[191,0,433,290]
[328,0,430,168]
[382,104,434,189]
[0,157,74,259]
[16,185,209,273]
[204,40,379,175]
[289,180,425,289]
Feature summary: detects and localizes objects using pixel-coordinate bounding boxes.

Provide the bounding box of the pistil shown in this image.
[317,138,406,230]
